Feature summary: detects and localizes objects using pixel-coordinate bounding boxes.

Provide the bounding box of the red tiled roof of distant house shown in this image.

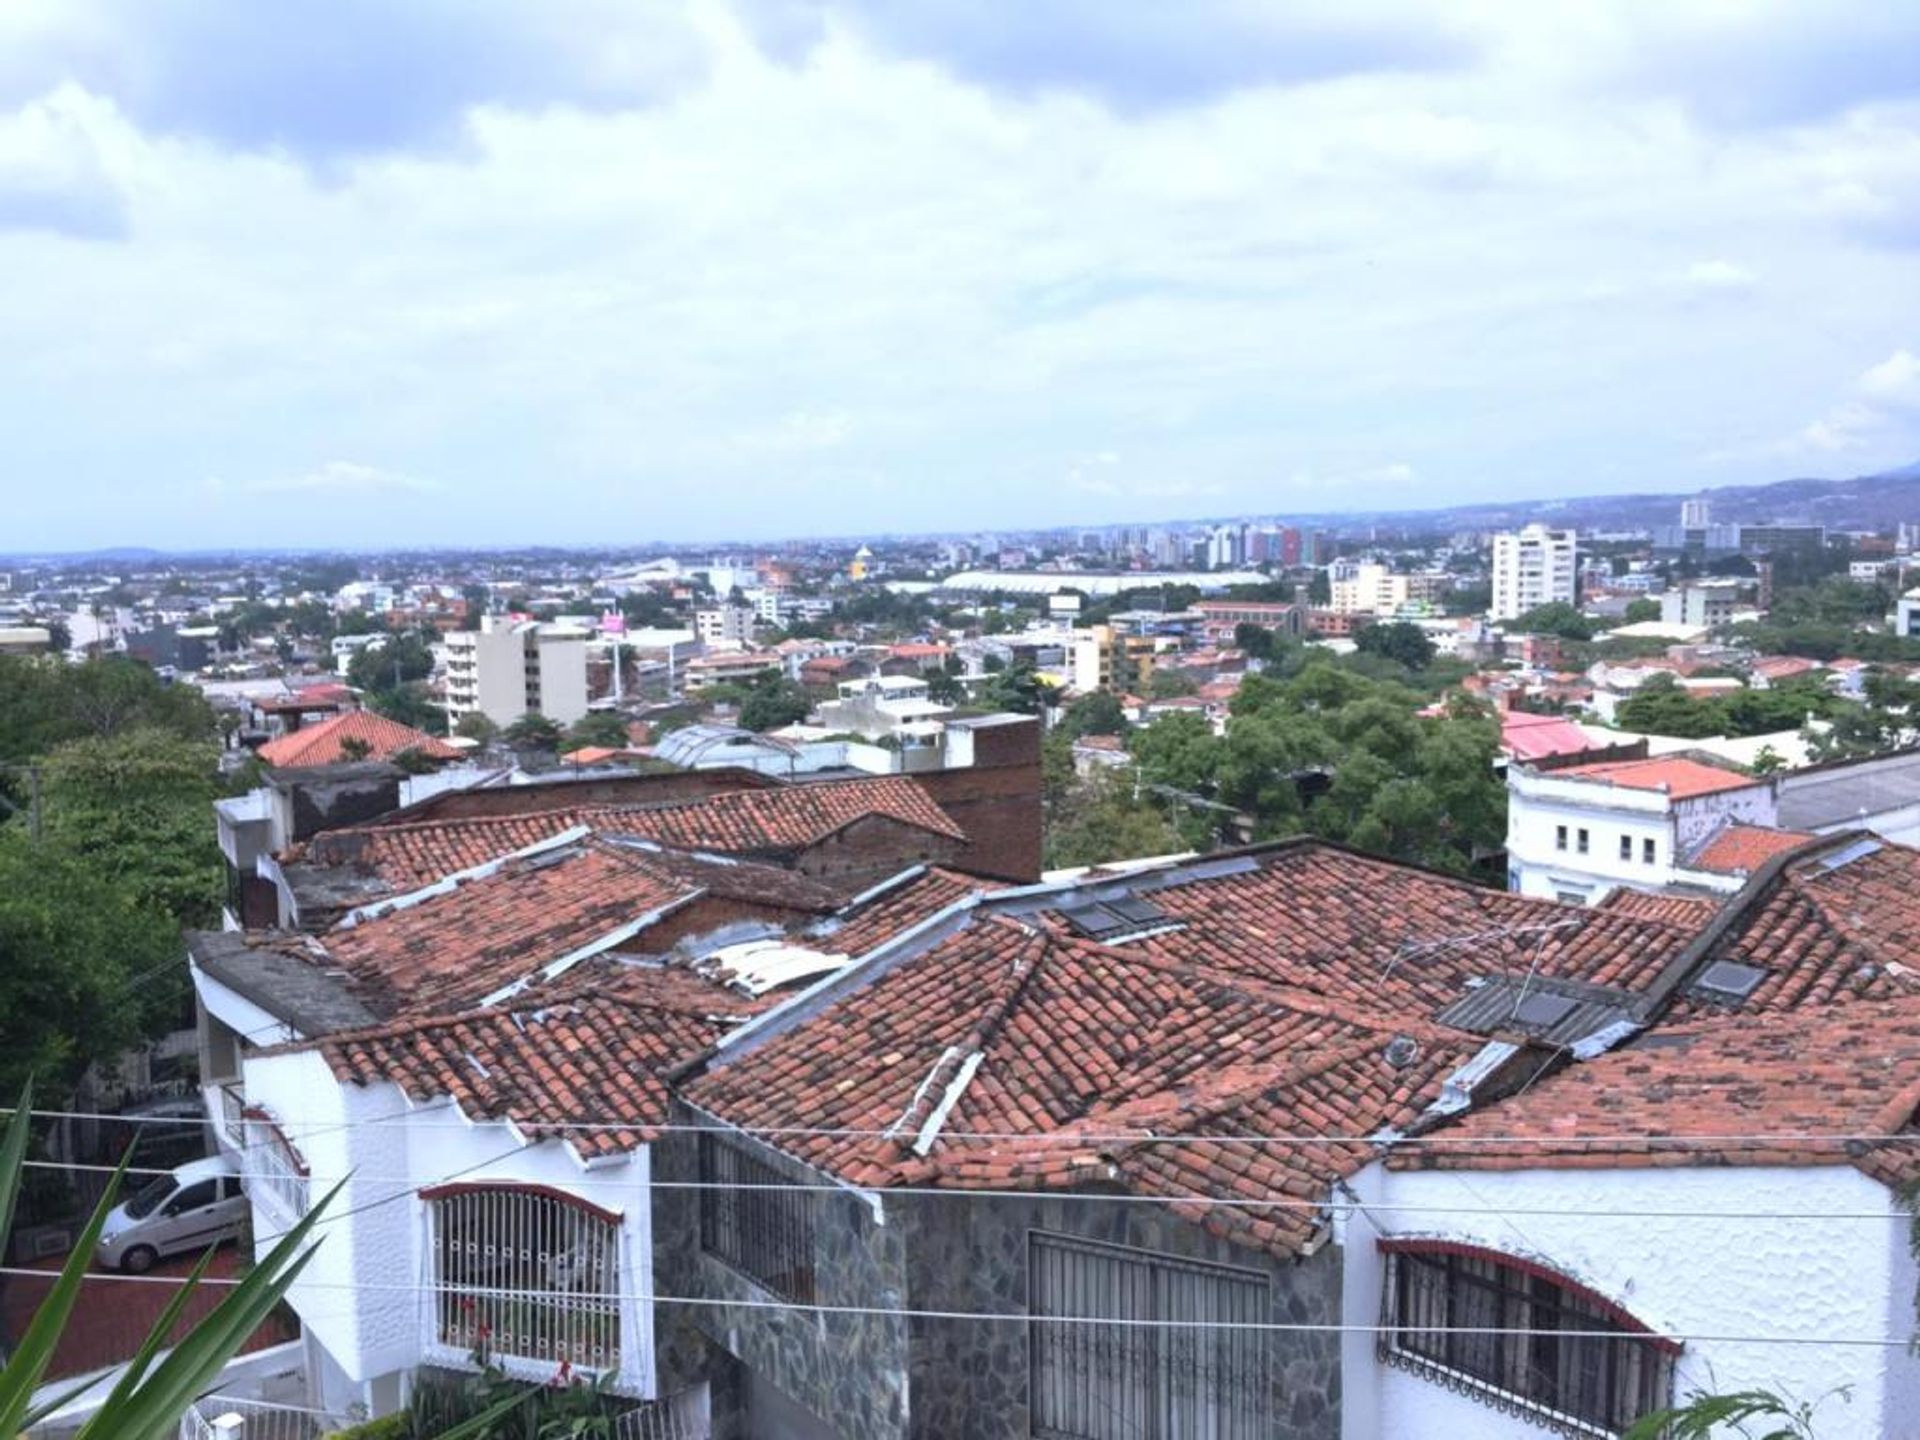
[1668,839,1920,1017]
[1593,890,1720,927]
[1388,997,1920,1188]
[888,643,950,661]
[289,776,966,890]
[1555,755,1764,800]
[823,867,983,956]
[258,711,461,768]
[319,986,739,1157]
[1115,841,1706,1016]
[320,837,701,1015]
[686,916,1478,1256]
[560,746,629,766]
[1500,710,1595,762]
[1751,655,1820,684]
[1688,823,1816,876]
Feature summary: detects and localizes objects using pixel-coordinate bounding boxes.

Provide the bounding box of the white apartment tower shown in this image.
[444,615,591,728]
[1490,524,1578,621]
[1680,498,1712,528]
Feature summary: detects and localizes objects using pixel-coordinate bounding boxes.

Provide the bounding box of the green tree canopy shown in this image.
[1354,620,1437,671]
[563,711,635,752]
[504,712,564,749]
[738,672,813,732]
[1511,602,1595,640]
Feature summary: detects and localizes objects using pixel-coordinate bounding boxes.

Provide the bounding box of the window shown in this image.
[699,1134,816,1303]
[1576,829,1590,855]
[1642,838,1656,865]
[1555,826,1568,852]
[165,1179,219,1216]
[1618,836,1632,862]
[1029,1233,1268,1440]
[1381,1242,1675,1435]
[425,1185,622,1373]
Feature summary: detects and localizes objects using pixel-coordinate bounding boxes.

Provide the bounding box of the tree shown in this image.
[925,670,966,705]
[1623,598,1661,623]
[0,656,216,765]
[1044,769,1181,871]
[1354,621,1436,671]
[1058,691,1129,740]
[1306,571,1332,605]
[347,632,433,693]
[1149,669,1199,699]
[454,712,500,745]
[738,673,812,732]
[504,712,563,750]
[1511,602,1595,641]
[35,728,224,927]
[1130,712,1223,794]
[338,735,373,762]
[980,662,1046,716]
[563,711,634,752]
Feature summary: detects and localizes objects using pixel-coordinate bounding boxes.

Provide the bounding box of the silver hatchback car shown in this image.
[96,1155,248,1274]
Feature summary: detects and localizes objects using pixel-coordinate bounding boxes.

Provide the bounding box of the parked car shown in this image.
[97,1097,211,1172]
[96,1155,246,1274]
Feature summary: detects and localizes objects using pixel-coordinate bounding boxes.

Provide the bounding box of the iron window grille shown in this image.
[698,1133,816,1304]
[424,1184,623,1375]
[1379,1242,1675,1437]
[1028,1232,1270,1440]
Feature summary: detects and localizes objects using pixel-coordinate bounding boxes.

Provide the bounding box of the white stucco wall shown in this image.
[1338,1162,1915,1440]
[239,1053,658,1410]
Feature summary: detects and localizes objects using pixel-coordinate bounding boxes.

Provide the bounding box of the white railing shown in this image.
[425,1185,623,1379]
[179,1397,347,1440]
[243,1112,310,1218]
[612,1390,709,1440]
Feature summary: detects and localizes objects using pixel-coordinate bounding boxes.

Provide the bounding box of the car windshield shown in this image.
[123,1175,175,1220]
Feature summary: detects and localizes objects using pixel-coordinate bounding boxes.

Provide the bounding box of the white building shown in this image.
[1505,754,1779,904]
[692,602,756,646]
[443,616,591,728]
[1679,497,1712,527]
[1490,525,1578,621]
[1659,578,1745,629]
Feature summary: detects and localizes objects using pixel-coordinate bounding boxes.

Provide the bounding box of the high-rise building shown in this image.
[444,615,591,728]
[1490,525,1578,621]
[1680,499,1712,528]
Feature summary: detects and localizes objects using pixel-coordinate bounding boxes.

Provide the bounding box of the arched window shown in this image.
[423,1184,622,1374]
[1379,1239,1677,1436]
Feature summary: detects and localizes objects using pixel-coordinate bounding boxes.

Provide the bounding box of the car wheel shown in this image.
[119,1245,159,1275]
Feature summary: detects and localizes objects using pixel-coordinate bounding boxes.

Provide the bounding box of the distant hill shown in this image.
[1304,460,1920,534]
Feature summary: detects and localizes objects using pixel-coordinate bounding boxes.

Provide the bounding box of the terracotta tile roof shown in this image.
[1593,889,1719,927]
[320,986,737,1157]
[1751,654,1820,682]
[1687,823,1816,876]
[1499,710,1595,762]
[1554,755,1763,800]
[258,711,461,768]
[287,776,965,891]
[1390,998,1920,1188]
[321,838,702,1016]
[820,867,982,956]
[687,917,1478,1256]
[1673,840,1920,1017]
[1118,843,1704,1016]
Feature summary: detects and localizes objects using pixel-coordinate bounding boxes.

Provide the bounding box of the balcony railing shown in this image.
[179,1396,348,1440]
[241,1109,310,1218]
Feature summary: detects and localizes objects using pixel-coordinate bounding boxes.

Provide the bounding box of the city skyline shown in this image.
[3,2,1919,549]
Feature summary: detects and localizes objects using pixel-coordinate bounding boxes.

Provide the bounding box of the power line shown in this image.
[0,1266,1905,1350]
[14,1107,1916,1148]
[17,1158,1913,1224]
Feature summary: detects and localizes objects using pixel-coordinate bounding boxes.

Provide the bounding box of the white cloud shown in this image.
[0,3,1917,547]
[1681,259,1757,290]
[1860,348,1920,409]
[209,461,444,497]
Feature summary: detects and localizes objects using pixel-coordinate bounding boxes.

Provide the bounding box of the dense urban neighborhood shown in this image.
[5,497,1920,1438]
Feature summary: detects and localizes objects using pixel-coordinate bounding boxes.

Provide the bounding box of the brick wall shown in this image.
[918,720,1043,883]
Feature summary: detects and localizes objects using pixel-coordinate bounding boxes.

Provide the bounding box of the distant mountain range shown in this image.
[1312,460,1920,535]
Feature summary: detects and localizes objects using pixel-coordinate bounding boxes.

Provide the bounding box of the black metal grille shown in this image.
[1381,1248,1673,1437]
[1028,1232,1269,1440]
[698,1134,816,1304]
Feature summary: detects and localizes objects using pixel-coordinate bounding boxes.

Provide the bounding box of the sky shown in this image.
[2,1,1919,551]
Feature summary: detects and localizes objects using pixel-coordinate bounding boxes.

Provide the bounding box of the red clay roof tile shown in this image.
[259,711,461,768]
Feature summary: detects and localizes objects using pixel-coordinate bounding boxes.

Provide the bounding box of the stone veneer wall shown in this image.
[651,1112,912,1439]
[901,1189,1343,1440]
[653,1108,1343,1439]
